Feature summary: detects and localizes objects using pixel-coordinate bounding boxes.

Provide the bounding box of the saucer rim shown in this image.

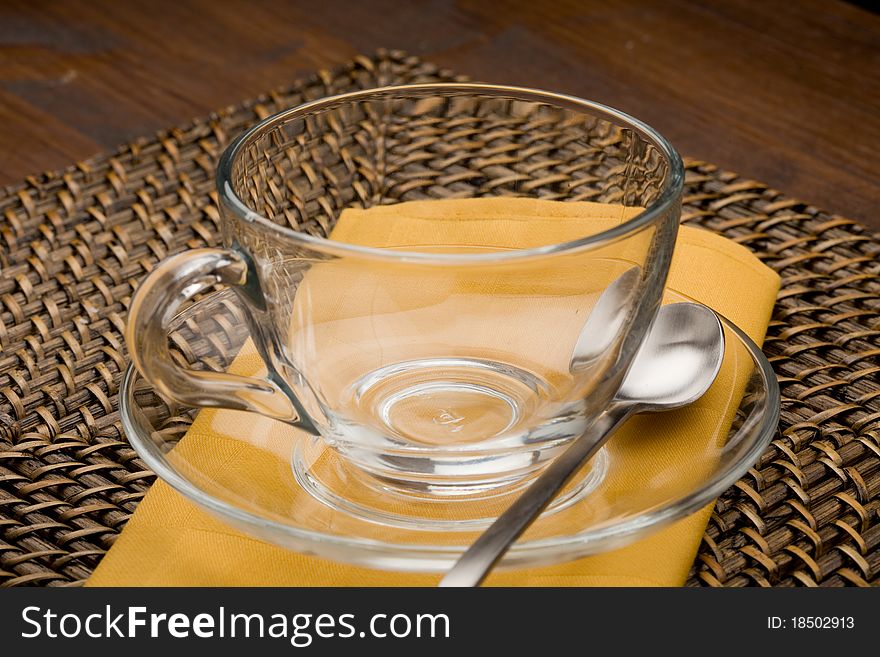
[119,312,779,570]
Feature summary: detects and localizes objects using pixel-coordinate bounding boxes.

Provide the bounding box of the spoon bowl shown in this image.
[616,302,725,409]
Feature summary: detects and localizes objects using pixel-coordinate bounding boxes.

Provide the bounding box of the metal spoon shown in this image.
[439,302,725,587]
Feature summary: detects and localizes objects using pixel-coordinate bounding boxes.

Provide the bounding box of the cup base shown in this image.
[291,437,609,531]
[336,357,552,447]
[321,356,601,495]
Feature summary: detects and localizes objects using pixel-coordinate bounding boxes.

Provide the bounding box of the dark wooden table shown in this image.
[1,0,877,228]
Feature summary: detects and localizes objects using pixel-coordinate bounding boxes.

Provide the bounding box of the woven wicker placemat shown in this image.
[1,50,877,587]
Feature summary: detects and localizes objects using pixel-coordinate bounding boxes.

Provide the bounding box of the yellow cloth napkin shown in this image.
[88,198,779,586]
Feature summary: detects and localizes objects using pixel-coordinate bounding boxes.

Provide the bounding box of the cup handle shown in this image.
[126,247,314,430]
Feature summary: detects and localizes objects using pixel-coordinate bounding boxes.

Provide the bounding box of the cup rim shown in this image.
[216,83,684,264]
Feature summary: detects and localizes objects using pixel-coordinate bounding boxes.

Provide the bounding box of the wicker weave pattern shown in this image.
[0,51,877,587]
[681,164,880,587]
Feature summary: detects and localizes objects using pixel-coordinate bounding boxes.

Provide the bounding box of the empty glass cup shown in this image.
[126,84,684,495]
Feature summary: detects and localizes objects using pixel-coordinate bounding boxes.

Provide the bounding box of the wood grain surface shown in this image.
[0,0,877,228]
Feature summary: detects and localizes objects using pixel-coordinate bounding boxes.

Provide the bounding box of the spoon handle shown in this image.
[439,404,631,587]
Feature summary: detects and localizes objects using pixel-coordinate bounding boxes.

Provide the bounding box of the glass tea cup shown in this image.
[126,84,683,497]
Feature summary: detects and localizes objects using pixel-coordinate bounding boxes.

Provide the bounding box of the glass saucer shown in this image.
[119,290,778,572]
